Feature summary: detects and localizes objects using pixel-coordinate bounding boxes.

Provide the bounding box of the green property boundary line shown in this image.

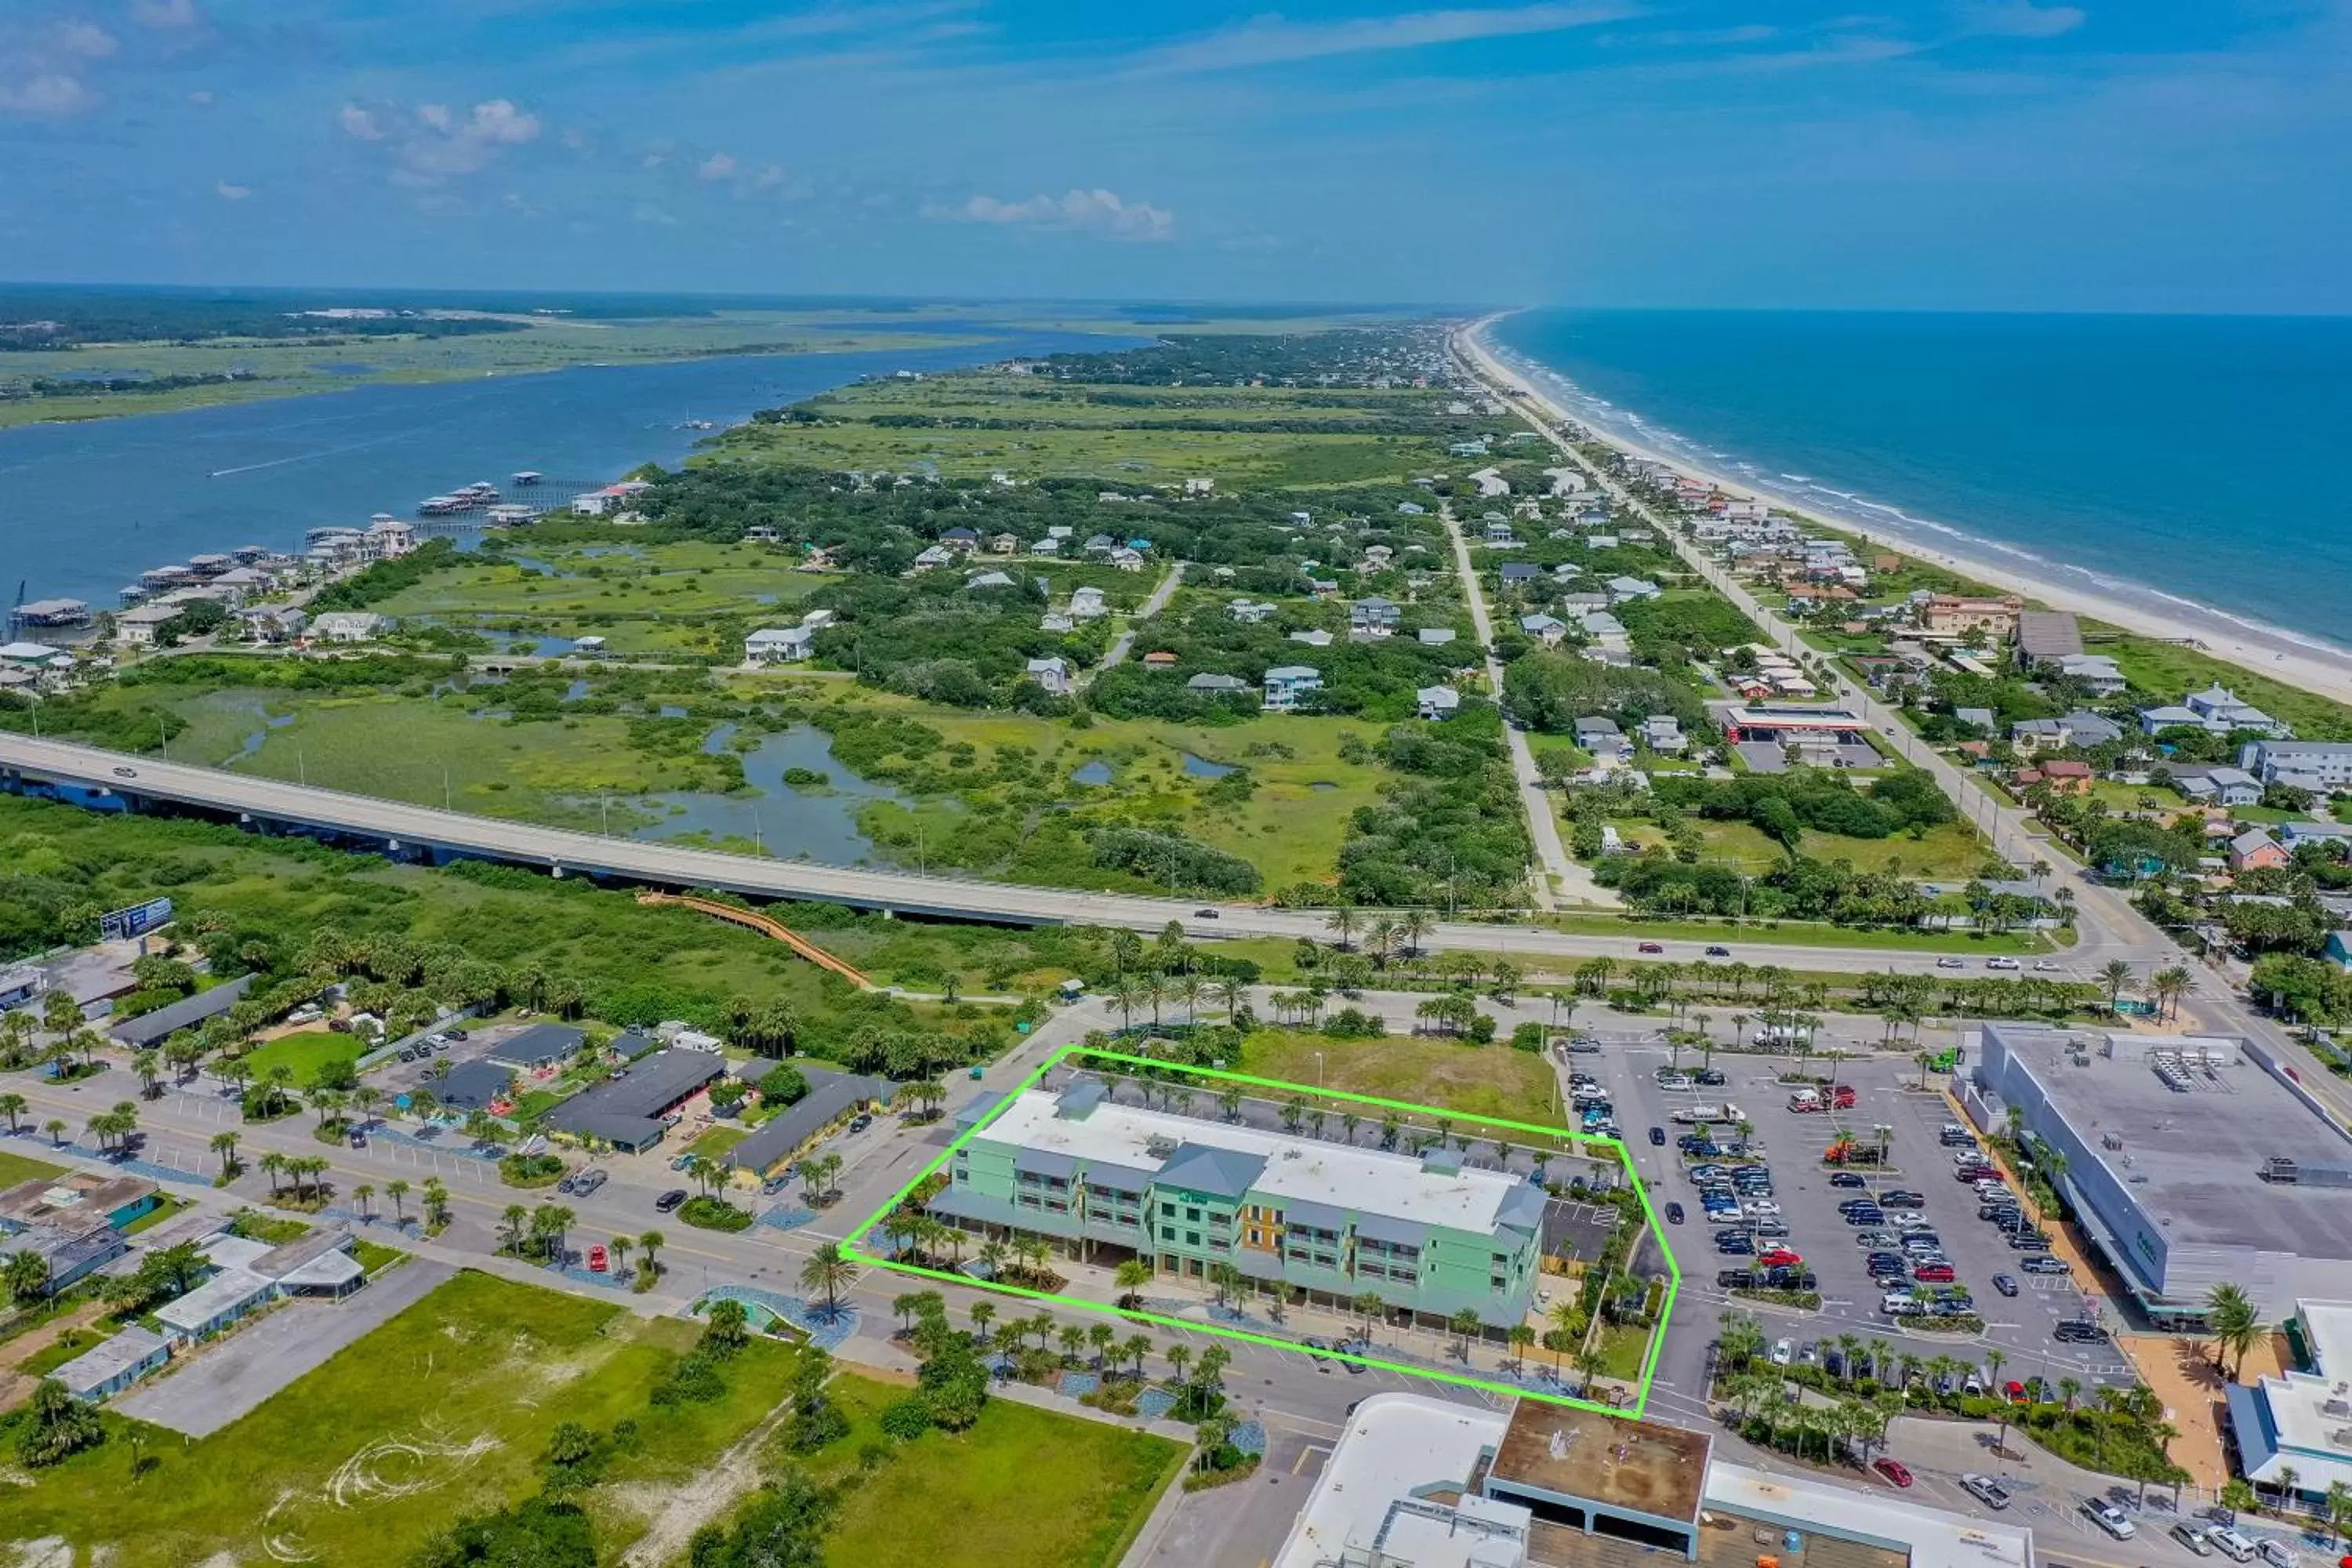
[841,1040,1681,1417]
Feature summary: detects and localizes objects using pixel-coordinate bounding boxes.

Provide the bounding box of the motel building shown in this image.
[932,1077,1556,1330]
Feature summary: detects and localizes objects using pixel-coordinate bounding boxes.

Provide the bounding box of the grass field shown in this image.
[2095,626,2352,741]
[369,537,822,658]
[1238,1029,1565,1126]
[240,1030,363,1088]
[804,1372,1185,1568]
[0,310,989,430]
[0,1270,798,1566]
[0,1147,65,1187]
[687,1124,747,1160]
[1537,910,2049,954]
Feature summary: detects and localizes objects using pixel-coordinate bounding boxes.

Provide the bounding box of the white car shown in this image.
[1744,1200,1783,1218]
[2082,1500,2136,1541]
[1769,1338,1794,1367]
[2209,1528,2257,1563]
[1881,1293,1918,1315]
[2256,1537,2298,1568]
[1961,1474,2013,1510]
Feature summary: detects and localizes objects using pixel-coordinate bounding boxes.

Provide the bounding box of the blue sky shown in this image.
[2,0,2346,310]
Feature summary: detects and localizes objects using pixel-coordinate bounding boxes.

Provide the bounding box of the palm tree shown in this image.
[608,1236,630,1276]
[0,1092,24,1134]
[259,1149,286,1196]
[1166,1344,1192,1385]
[2099,958,2136,1012]
[385,1178,410,1224]
[1114,1258,1152,1308]
[354,1183,375,1221]
[800,1242,857,1319]
[637,1229,664,1273]
[1327,903,1359,953]
[2207,1283,2262,1379]
[1508,1323,1537,1372]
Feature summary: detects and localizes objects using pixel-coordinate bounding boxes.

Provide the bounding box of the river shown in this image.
[1,327,1123,611]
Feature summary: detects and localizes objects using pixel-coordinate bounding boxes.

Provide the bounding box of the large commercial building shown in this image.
[1964,1022,2352,1324]
[1275,1394,2034,1568]
[933,1080,1552,1327]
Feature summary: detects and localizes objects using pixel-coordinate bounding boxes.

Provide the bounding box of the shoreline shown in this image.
[1462,314,2352,710]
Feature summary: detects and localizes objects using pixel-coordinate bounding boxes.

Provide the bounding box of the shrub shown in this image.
[680,1196,755,1232]
[499,1153,567,1188]
[877,1397,934,1439]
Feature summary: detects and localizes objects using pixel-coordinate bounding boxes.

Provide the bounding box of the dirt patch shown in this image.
[2118,1333,2242,1490]
[616,1386,803,1567]
[0,1300,112,1414]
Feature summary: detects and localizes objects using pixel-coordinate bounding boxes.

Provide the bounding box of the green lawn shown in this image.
[1537,910,2050,955]
[0,1269,797,1567]
[0,1147,65,1187]
[806,1373,1185,1568]
[120,1195,192,1236]
[240,1030,362,1088]
[2096,627,2352,741]
[1237,1029,1566,1128]
[687,1124,747,1160]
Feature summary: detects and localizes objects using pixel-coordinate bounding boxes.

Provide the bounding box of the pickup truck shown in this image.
[1671,1102,1743,1125]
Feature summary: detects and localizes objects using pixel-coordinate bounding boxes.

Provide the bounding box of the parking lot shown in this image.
[1585,1034,2137,1399]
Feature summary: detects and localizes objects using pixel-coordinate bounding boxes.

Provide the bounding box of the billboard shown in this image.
[100,897,174,942]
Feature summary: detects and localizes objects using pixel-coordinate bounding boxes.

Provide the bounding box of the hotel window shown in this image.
[1161,1201,1176,1217]
[1185,1206,1202,1222]
[1248,1229,1261,1246]
[1160,1226,1176,1242]
[1185,1231,1201,1247]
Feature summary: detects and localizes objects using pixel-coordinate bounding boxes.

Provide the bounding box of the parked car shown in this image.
[848,1112,873,1133]
[1963,1475,2014,1510]
[1912,1262,1957,1283]
[570,1169,607,1196]
[1718,1269,1757,1288]
[587,1244,608,1272]
[2082,1499,2135,1540]
[2172,1525,2218,1557]
[2256,1537,2298,1568]
[1769,1338,1794,1367]
[1873,1458,1914,1489]
[2209,1527,2258,1562]
[655,1189,688,1212]
[2022,1255,2072,1276]
[1758,1247,1802,1269]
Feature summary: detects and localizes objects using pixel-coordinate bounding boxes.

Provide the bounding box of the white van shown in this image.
[2209,1528,2257,1563]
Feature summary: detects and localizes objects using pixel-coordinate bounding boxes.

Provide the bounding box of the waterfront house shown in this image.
[2187,684,2293,739]
[745,626,815,664]
[1261,666,1323,713]
[2054,653,2128,695]
[2244,739,2352,792]
[113,603,181,646]
[1922,593,2023,639]
[311,612,384,644]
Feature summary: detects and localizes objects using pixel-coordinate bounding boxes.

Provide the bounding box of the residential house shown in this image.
[1606,576,1662,603]
[1140,651,1177,670]
[1415,686,1461,720]
[1288,629,1334,648]
[989,533,1020,555]
[1108,547,1147,572]
[1497,564,1539,588]
[2009,718,2071,755]
[1349,597,1401,637]
[154,1229,367,1345]
[1417,627,1457,646]
[745,626,815,664]
[1642,715,1687,754]
[911,545,953,571]
[2016,760,2093,796]
[1186,673,1249,696]
[1026,657,1073,696]
[2171,764,2265,807]
[53,1324,171,1403]
[2058,710,2125,747]
[1573,716,1626,755]
[1261,666,1323,713]
[940,527,980,552]
[113,603,183,645]
[2054,653,2129,695]
[1039,613,1075,633]
[2187,684,2292,737]
[1229,600,1277,625]
[1519,614,1568,648]
[965,570,1016,590]
[2230,829,2289,873]
[1069,586,1108,620]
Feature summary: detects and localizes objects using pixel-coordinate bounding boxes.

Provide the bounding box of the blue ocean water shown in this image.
[0,327,1123,612]
[1493,310,2352,652]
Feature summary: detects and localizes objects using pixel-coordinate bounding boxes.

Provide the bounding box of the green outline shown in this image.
[844,1041,1680,1417]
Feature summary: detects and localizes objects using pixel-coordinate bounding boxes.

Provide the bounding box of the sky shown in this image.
[1,0,2347,312]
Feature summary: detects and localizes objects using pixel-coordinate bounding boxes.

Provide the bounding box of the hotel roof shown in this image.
[1490,1399,1710,1525]
[975,1087,1534,1235]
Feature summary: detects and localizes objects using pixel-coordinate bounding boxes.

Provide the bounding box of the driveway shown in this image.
[117,1258,454,1436]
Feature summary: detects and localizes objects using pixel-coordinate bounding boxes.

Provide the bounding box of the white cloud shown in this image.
[633,202,679,226]
[0,73,94,117]
[342,98,543,184]
[214,178,250,200]
[1132,2,1641,74]
[187,89,212,104]
[1956,1,2085,38]
[132,0,201,27]
[951,187,1174,241]
[56,22,118,58]
[699,152,738,181]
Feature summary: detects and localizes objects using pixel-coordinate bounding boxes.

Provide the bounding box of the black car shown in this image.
[1716,1235,1754,1254]
[1879,1190,1925,1208]
[655,1189,688,1212]
[1718,1268,1757,1288]
[1979,1202,2022,1221]
[1829,1171,1866,1189]
[1664,1201,1685,1225]
[1705,945,1732,957]
[1193,908,1219,919]
[1650,1125,1667,1146]
[445,1028,470,1041]
[2054,1319,2110,1344]
[1696,1069,1728,1087]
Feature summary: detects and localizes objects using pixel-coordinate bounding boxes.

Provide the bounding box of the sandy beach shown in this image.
[1461,316,2352,710]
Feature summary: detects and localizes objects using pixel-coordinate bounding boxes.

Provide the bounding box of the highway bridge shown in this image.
[0,731,1974,975]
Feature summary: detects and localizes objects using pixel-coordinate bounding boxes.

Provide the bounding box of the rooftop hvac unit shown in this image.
[2263,1156,2300,1184]
[2324,1398,2351,1418]
[2331,1428,2352,1451]
[1144,1135,1178,1160]
[2103,1132,2125,1151]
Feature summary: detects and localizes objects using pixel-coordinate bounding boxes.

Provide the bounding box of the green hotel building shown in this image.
[932,1080,1553,1328]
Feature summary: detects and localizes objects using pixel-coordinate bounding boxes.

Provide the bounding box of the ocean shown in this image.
[1492,310,2352,654]
[0,326,1122,612]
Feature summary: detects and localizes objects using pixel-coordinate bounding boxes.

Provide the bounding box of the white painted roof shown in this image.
[978,1088,1524,1235]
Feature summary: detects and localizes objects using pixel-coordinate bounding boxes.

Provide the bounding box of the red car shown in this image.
[1638,942,1665,955]
[2004,1379,2029,1404]
[1913,1262,1957,1283]
[1873,1458,1915,1489]
[1759,1247,1802,1269]
[587,1244,608,1272]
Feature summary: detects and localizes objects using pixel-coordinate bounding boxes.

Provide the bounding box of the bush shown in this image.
[1510,1021,1547,1053]
[680,1196,755,1232]
[877,1396,934,1439]
[649,1350,728,1407]
[499,1153,567,1188]
[758,1064,809,1106]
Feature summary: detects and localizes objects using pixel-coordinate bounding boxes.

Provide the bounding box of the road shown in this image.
[1091,561,1185,677]
[1436,497,1600,913]
[1450,324,2352,1130]
[0,729,1987,976]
